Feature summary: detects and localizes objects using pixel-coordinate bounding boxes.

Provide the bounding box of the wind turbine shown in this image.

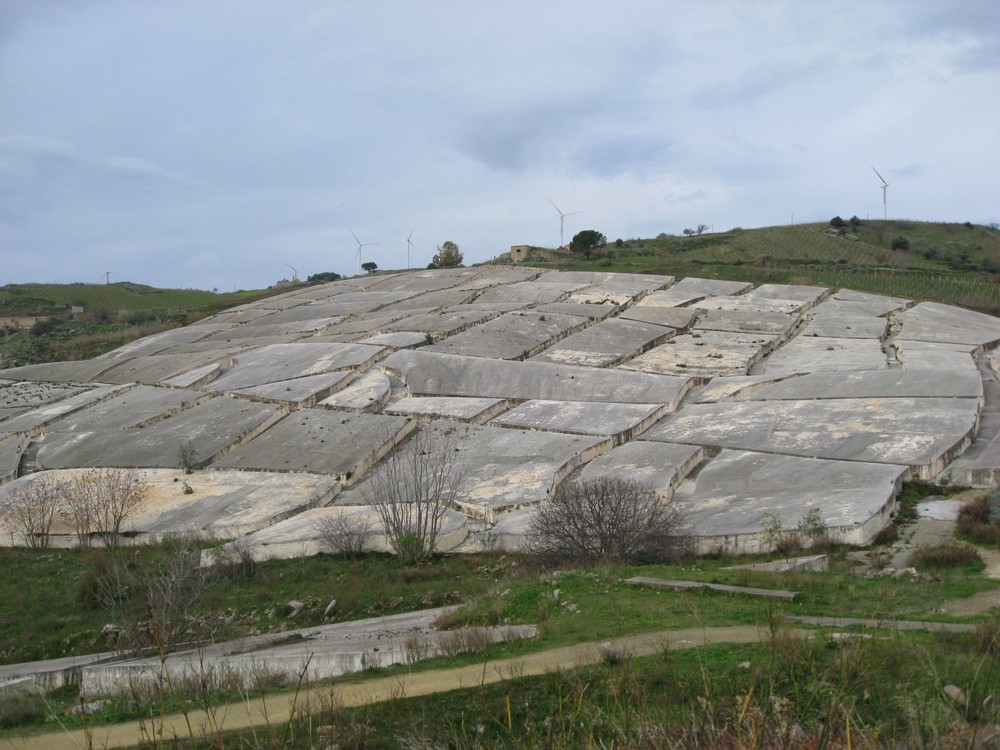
[548,199,581,248]
[404,227,416,269]
[349,229,382,275]
[284,263,301,283]
[101,271,115,285]
[872,166,891,220]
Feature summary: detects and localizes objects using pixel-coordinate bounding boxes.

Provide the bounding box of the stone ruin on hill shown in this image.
[2,266,1000,558]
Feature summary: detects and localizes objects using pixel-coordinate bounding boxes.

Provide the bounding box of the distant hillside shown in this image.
[530,219,1000,315]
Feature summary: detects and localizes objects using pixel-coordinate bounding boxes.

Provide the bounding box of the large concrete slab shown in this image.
[215,410,413,480]
[800,313,888,340]
[637,278,752,308]
[694,308,800,338]
[756,336,889,374]
[206,343,386,392]
[895,341,980,372]
[744,369,983,402]
[424,311,588,360]
[318,369,392,411]
[385,308,502,337]
[93,353,226,385]
[230,370,355,406]
[620,332,776,378]
[36,395,283,470]
[0,381,97,421]
[575,441,704,500]
[0,384,133,438]
[529,318,673,368]
[473,281,580,305]
[645,397,979,478]
[896,301,1000,351]
[385,396,513,423]
[382,349,694,406]
[671,450,907,553]
[490,400,670,443]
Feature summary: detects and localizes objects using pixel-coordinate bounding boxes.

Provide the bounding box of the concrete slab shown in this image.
[684,374,801,403]
[0,436,28,482]
[671,450,907,553]
[459,266,544,289]
[358,331,431,348]
[385,308,503,337]
[744,369,983,401]
[645,397,979,478]
[637,278,752,308]
[0,359,116,383]
[619,306,697,330]
[746,283,830,306]
[371,288,481,312]
[692,295,809,315]
[365,267,481,292]
[529,318,674,368]
[490,400,670,443]
[620,332,775,378]
[92,326,218,360]
[756,336,888,374]
[195,319,339,342]
[231,371,355,406]
[542,271,674,297]
[206,343,386,392]
[385,396,513,423]
[424,311,588,360]
[896,340,979,372]
[93,353,226,385]
[532,302,619,320]
[472,281,580,305]
[215,409,412,480]
[0,383,133,438]
[896,301,1000,351]
[0,381,96,421]
[576,441,704,499]
[318,369,391,412]
[382,349,694,406]
[694,308,800,338]
[37,395,283,470]
[828,289,912,315]
[800,313,888,339]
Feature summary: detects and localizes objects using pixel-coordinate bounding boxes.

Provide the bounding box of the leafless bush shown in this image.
[140,535,214,653]
[366,426,467,564]
[64,468,148,549]
[527,477,688,563]
[316,509,376,559]
[1,475,64,548]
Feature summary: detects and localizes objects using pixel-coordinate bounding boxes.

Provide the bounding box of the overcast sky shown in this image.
[2,1,998,291]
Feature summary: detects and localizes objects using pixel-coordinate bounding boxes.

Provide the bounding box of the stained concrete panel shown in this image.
[532,302,618,321]
[694,309,799,337]
[0,359,117,383]
[744,369,983,401]
[757,336,888,374]
[671,450,907,552]
[382,349,694,406]
[692,296,808,315]
[800,314,888,340]
[424,312,588,360]
[386,396,512,423]
[318,369,391,411]
[0,384,133,438]
[620,333,775,378]
[93,326,219,360]
[207,343,386,391]
[746,283,830,305]
[94,353,226,385]
[231,371,354,406]
[895,341,979,372]
[619,306,697,330]
[645,397,979,477]
[0,436,28,481]
[828,289,911,316]
[372,288,481,312]
[459,267,544,289]
[365,267,481,293]
[37,396,283,470]
[896,301,1000,350]
[195,319,338,342]
[385,309,502,337]
[490,400,670,442]
[529,318,674,367]
[30,385,206,436]
[215,409,412,478]
[637,278,752,307]
[576,441,703,499]
[472,281,579,305]
[0,381,96,421]
[542,271,673,296]
[358,332,431,348]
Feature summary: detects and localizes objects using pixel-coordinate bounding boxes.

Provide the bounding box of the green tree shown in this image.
[431,241,464,268]
[569,230,607,258]
[361,261,378,273]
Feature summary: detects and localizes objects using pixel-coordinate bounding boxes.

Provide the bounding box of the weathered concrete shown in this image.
[896,301,1000,351]
[0,383,134,438]
[669,450,907,553]
[490,400,669,444]
[618,305,697,329]
[0,381,96,421]
[620,332,776,378]
[424,311,588,360]
[382,349,694,406]
[385,396,513,423]
[756,335,889,374]
[637,278,752,308]
[743,368,983,402]
[230,370,355,406]
[646,397,979,479]
[95,353,229,385]
[800,314,889,339]
[206,343,387,392]
[575,441,704,499]
[0,436,28,483]
[318,369,391,411]
[626,577,799,601]
[529,318,674,367]
[214,410,413,480]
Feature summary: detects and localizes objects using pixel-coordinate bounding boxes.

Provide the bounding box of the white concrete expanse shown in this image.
[3,266,1000,555]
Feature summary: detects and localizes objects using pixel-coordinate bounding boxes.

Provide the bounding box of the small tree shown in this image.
[64,468,148,549]
[431,241,464,268]
[891,236,910,251]
[527,477,687,563]
[361,261,378,273]
[316,508,376,559]
[365,427,466,563]
[569,230,607,259]
[1,475,64,548]
[830,216,847,229]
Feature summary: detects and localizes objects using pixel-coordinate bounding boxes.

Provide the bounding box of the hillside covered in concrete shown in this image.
[2,266,1000,555]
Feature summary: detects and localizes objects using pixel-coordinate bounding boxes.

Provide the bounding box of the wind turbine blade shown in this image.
[548,198,563,216]
[565,211,582,218]
[871,166,888,186]
[349,228,361,244]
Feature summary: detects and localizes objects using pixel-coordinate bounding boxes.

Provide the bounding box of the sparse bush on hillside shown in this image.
[527,477,687,563]
[829,216,847,229]
[892,236,910,251]
[957,492,1000,545]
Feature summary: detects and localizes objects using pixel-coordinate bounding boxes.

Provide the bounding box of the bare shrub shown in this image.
[139,535,214,653]
[366,427,467,564]
[316,509,376,559]
[64,468,148,549]
[1,475,64,548]
[527,477,687,563]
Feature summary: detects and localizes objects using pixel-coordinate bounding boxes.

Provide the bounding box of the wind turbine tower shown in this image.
[872,167,891,221]
[548,199,581,248]
[405,227,416,269]
[284,263,300,283]
[349,229,382,275]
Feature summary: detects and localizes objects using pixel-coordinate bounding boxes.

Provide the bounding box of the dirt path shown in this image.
[4,625,771,750]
